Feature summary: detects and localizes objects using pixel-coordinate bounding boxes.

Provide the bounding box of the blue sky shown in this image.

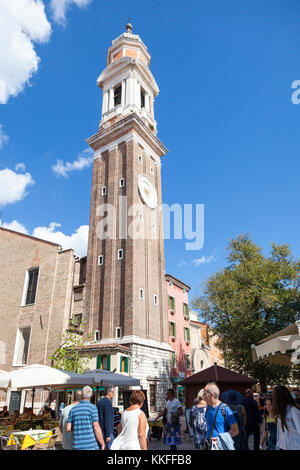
[1,0,300,299]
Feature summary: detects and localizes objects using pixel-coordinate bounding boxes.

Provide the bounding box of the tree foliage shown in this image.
[192,234,300,390]
[49,324,92,374]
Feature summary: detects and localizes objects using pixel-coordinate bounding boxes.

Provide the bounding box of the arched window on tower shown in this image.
[141,88,145,108]
[114,85,122,106]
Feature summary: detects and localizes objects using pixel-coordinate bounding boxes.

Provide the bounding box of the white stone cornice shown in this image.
[85,335,173,352]
[87,113,167,158]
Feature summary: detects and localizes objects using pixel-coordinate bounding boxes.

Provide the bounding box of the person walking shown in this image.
[66,386,105,450]
[259,397,277,450]
[97,386,115,450]
[204,383,238,450]
[189,389,208,450]
[272,385,300,450]
[156,389,183,450]
[222,389,248,450]
[59,390,82,450]
[114,390,148,450]
[241,389,261,450]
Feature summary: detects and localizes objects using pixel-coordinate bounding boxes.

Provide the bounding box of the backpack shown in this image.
[190,406,207,434]
[221,404,248,450]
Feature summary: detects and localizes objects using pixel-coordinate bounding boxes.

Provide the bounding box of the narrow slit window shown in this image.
[102,186,107,196]
[139,288,144,300]
[98,255,104,266]
[95,331,100,341]
[119,178,125,188]
[116,327,122,338]
[117,249,123,260]
[154,294,158,305]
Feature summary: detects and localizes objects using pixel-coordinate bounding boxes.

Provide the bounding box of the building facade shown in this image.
[0,227,84,411]
[166,274,192,399]
[189,310,224,372]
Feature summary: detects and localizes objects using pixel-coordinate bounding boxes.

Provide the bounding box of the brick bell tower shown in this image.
[84,23,172,405]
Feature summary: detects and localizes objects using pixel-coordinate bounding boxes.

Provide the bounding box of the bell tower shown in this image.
[84,24,172,404]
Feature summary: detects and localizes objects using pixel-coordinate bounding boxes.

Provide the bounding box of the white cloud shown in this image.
[192,255,216,266]
[32,222,89,256]
[0,220,89,256]
[15,162,26,172]
[0,0,52,104]
[52,148,93,177]
[0,168,34,206]
[50,0,92,24]
[0,220,28,234]
[0,125,9,149]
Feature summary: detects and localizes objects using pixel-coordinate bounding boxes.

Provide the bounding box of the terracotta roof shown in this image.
[165,274,191,291]
[180,365,256,385]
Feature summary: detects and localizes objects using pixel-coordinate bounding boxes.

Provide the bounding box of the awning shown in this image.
[251,321,300,363]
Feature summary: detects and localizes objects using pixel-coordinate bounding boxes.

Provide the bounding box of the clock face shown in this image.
[138,174,158,209]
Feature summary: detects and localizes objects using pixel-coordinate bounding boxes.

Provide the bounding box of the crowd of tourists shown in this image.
[59,386,148,450]
[3,383,296,450]
[188,384,300,450]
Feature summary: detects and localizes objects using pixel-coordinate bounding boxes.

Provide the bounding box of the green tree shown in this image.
[192,234,300,391]
[49,323,92,374]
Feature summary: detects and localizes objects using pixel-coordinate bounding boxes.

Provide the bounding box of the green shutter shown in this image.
[107,355,111,371]
[172,297,176,310]
[120,356,123,372]
[171,352,176,368]
[187,328,191,342]
[125,357,129,373]
[169,321,172,336]
[174,322,176,337]
[97,355,101,369]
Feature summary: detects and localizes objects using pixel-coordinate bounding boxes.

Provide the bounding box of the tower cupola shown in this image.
[97,24,159,134]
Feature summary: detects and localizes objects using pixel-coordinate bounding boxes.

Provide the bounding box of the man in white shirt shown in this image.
[59,390,82,450]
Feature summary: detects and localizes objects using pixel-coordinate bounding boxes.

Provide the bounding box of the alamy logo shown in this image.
[291,80,300,104]
[96,197,204,250]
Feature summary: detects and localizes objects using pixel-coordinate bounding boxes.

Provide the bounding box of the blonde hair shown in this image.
[197,389,205,401]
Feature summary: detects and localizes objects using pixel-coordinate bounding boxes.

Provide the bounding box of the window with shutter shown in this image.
[171,351,176,368]
[183,303,189,320]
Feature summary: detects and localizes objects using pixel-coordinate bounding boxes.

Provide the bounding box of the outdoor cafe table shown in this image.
[8,429,53,450]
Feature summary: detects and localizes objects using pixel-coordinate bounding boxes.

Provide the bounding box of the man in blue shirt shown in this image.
[204,383,239,449]
[97,386,115,450]
[66,386,105,450]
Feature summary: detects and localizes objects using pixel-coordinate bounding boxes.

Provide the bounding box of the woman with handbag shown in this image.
[111,390,148,450]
